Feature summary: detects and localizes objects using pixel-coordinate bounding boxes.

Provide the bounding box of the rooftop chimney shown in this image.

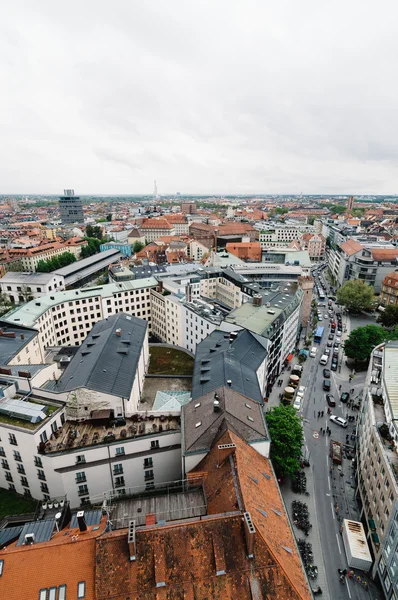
[115,328,122,337]
[252,294,263,307]
[128,520,136,561]
[20,333,24,340]
[243,512,256,558]
[227,380,232,387]
[77,510,87,532]
[213,399,220,412]
[217,443,236,467]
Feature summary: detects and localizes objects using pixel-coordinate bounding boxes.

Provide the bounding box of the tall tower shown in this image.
[153,180,158,199]
[298,275,315,327]
[58,189,84,225]
[347,196,354,211]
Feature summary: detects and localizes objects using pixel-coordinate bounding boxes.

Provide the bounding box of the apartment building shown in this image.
[140,218,176,242]
[356,341,398,593]
[0,315,181,508]
[380,271,398,306]
[3,277,158,353]
[164,214,190,235]
[58,189,84,225]
[0,320,44,366]
[259,225,316,249]
[300,232,326,261]
[8,239,86,272]
[0,272,65,303]
[328,240,398,292]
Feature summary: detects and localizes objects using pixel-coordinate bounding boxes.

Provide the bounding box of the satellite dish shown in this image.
[55,512,62,521]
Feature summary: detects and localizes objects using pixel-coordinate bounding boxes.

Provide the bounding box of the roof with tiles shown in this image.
[370,248,398,261]
[190,429,311,600]
[140,218,174,230]
[95,512,309,600]
[383,271,398,285]
[0,517,106,600]
[339,239,364,256]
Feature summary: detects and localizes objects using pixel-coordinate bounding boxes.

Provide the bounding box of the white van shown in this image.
[310,347,317,358]
[319,354,328,366]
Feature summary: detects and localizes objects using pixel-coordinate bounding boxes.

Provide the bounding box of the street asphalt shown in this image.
[267,302,383,599]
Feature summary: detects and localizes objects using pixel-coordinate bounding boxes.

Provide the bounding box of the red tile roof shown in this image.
[339,239,363,256]
[371,248,398,261]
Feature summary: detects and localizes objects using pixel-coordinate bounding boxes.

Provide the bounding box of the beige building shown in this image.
[356,341,398,588]
[8,239,86,272]
[300,233,326,261]
[140,218,176,242]
[380,271,398,306]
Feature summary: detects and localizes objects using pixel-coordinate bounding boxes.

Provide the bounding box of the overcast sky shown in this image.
[1,0,398,195]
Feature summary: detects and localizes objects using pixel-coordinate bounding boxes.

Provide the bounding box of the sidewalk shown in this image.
[280,467,330,600]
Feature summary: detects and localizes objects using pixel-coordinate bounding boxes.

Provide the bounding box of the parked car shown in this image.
[330,415,347,428]
[296,385,306,399]
[326,394,336,407]
[328,333,334,340]
[323,379,331,391]
[340,392,350,403]
[327,340,333,348]
[331,361,338,371]
[325,347,331,355]
[293,397,301,411]
[323,368,331,378]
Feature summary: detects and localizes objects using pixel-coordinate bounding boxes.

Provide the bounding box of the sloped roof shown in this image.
[190,429,311,599]
[383,271,398,285]
[340,239,363,256]
[370,248,398,261]
[54,313,147,397]
[182,386,269,455]
[191,330,267,402]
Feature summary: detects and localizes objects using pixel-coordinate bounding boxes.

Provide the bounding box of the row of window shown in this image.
[39,582,84,599]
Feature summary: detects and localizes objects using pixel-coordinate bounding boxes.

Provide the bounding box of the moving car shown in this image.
[340,392,350,403]
[310,347,317,358]
[326,394,336,407]
[323,368,331,378]
[330,415,348,428]
[323,379,331,391]
[320,354,328,365]
[327,340,333,348]
[337,330,342,337]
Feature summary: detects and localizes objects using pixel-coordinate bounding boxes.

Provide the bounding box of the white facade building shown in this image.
[0,272,65,304]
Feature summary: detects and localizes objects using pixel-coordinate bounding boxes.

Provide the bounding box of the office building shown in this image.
[58,189,84,225]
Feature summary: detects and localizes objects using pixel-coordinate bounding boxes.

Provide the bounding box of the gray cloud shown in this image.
[0,0,398,194]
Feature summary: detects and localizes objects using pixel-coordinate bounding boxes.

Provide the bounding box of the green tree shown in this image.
[106,213,112,221]
[337,280,374,313]
[133,241,145,253]
[265,405,303,477]
[307,216,315,225]
[85,224,103,240]
[81,237,102,258]
[344,324,387,362]
[329,204,346,214]
[378,305,398,328]
[36,252,76,272]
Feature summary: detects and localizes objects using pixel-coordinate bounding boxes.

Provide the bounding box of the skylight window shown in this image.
[195,422,202,428]
[247,416,254,422]
[194,403,201,408]
[245,403,252,409]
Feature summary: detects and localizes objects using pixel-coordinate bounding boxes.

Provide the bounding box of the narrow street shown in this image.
[267,305,382,599]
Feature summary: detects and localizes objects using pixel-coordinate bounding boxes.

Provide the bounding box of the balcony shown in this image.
[75,476,86,483]
[78,487,89,496]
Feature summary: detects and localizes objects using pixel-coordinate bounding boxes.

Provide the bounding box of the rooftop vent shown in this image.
[243,512,256,559]
[213,399,220,413]
[195,422,202,428]
[24,533,35,545]
[227,380,232,387]
[77,510,87,532]
[115,328,122,337]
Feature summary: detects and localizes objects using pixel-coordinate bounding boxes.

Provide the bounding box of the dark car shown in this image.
[323,368,331,378]
[327,340,333,347]
[326,394,336,407]
[331,361,338,371]
[323,379,331,391]
[341,392,350,403]
[328,333,334,340]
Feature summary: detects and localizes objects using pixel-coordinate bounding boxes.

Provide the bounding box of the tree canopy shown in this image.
[80,237,103,259]
[336,280,374,313]
[133,241,145,253]
[36,251,76,273]
[265,405,303,477]
[85,224,103,240]
[329,204,346,214]
[344,324,388,362]
[378,305,398,328]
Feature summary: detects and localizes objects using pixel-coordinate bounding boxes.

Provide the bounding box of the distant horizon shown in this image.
[1,193,398,200]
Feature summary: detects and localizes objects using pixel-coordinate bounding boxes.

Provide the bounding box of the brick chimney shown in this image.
[243,512,256,558]
[128,520,136,561]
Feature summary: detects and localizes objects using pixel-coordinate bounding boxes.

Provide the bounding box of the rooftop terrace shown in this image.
[42,413,180,454]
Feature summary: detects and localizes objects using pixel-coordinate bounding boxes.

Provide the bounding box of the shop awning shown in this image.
[371,532,380,544]
[369,519,376,531]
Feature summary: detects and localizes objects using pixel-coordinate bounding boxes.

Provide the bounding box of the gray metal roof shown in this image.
[0,320,38,366]
[54,248,122,277]
[182,386,269,455]
[16,519,55,546]
[70,509,101,528]
[54,313,147,398]
[191,330,267,403]
[0,525,23,547]
[0,271,57,284]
